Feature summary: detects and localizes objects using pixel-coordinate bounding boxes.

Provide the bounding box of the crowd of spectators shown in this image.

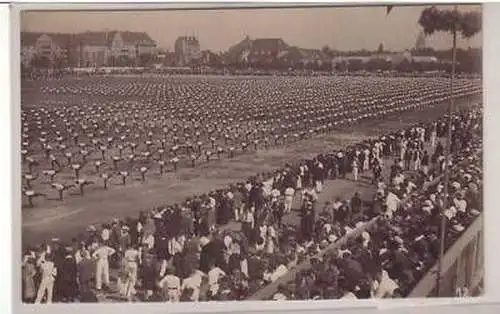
[282,112,482,300]
[22,102,482,303]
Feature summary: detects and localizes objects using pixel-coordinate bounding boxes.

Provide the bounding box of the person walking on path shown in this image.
[352,159,359,182]
[284,186,295,214]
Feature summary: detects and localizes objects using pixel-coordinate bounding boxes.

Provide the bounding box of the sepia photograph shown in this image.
[18,3,483,304]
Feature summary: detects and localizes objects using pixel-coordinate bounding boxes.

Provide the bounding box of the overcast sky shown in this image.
[21,5,482,52]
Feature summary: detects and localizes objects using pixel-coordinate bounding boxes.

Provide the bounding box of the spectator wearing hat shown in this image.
[385,189,401,219]
[77,249,94,295]
[199,234,226,274]
[313,161,324,193]
[155,234,171,277]
[109,219,122,267]
[336,201,349,226]
[118,225,131,260]
[158,266,181,302]
[319,201,334,223]
[101,224,111,245]
[272,199,285,227]
[141,247,158,300]
[372,162,382,185]
[59,247,78,302]
[241,205,255,242]
[141,217,156,251]
[85,226,98,250]
[300,197,315,243]
[127,218,140,247]
[336,151,346,179]
[232,187,244,222]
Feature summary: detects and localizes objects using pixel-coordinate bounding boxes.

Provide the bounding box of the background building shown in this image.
[226,36,290,66]
[226,36,332,69]
[73,31,109,67]
[174,36,201,66]
[21,32,71,69]
[21,30,157,68]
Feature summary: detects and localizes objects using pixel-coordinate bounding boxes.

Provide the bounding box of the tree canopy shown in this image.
[418,6,482,38]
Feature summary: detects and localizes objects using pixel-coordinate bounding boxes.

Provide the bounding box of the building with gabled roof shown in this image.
[21,30,157,68]
[227,36,290,65]
[21,32,72,68]
[225,36,333,69]
[75,30,157,67]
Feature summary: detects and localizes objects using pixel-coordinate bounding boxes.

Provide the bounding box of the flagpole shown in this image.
[436,4,458,297]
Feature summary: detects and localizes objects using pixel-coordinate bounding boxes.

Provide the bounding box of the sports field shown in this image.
[21,77,476,247]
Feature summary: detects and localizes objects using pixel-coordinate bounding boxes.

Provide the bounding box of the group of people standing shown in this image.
[22,103,482,303]
[273,106,483,300]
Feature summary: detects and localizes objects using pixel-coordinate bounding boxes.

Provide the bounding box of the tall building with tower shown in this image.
[174,36,201,66]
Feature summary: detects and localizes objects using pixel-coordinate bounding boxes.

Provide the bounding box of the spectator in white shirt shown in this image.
[302,188,318,203]
[181,270,204,301]
[284,187,295,214]
[385,190,401,219]
[453,195,467,213]
[158,267,181,302]
[270,264,288,282]
[352,159,359,182]
[207,263,226,296]
[374,269,399,298]
[35,254,57,304]
[271,188,281,204]
[92,242,116,291]
[123,245,140,296]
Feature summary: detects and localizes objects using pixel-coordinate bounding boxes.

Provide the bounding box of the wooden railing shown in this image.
[408,214,484,297]
[247,216,381,300]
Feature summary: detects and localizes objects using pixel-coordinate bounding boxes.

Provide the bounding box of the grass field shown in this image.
[21,96,477,248]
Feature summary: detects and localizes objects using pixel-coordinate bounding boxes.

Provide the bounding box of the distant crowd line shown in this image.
[21,66,481,81]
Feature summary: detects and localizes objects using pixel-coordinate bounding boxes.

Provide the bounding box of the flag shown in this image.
[386,5,394,15]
